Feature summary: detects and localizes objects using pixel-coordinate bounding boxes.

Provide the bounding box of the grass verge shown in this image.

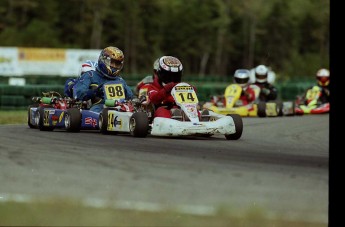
[0,110,27,124]
[0,199,326,227]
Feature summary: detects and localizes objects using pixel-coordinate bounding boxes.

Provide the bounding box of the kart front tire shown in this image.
[129,112,149,138]
[276,101,283,117]
[65,108,81,132]
[225,114,243,140]
[99,109,113,135]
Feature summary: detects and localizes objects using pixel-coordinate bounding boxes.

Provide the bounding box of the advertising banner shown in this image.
[0,47,22,76]
[0,47,100,77]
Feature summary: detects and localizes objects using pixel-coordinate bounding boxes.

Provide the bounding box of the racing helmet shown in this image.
[234,69,250,88]
[97,46,124,79]
[255,64,268,83]
[316,68,330,87]
[156,56,183,85]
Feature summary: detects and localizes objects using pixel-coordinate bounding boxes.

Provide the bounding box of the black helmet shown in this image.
[156,56,183,85]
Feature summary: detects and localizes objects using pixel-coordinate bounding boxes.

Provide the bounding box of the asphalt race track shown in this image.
[0,115,329,223]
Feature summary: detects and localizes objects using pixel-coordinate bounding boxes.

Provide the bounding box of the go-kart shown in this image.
[202,84,259,117]
[64,81,150,137]
[27,91,85,131]
[149,82,243,140]
[202,84,295,117]
[295,85,329,115]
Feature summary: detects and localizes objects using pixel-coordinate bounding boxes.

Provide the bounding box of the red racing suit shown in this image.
[138,76,198,118]
[235,85,256,106]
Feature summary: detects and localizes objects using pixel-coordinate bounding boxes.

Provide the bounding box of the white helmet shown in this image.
[255,65,268,83]
[234,69,250,88]
[316,68,330,87]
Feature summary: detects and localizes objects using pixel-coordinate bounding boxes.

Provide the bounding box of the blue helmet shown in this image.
[97,46,124,79]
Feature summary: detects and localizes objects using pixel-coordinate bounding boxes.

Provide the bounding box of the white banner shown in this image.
[0,47,101,77]
[61,49,100,76]
[0,47,22,76]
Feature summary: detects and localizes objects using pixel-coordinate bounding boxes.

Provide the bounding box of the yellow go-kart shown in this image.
[202,84,294,117]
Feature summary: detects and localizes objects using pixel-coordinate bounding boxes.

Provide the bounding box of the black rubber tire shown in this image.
[65,108,81,132]
[27,105,38,129]
[284,101,296,116]
[37,106,54,131]
[276,101,284,117]
[225,114,243,140]
[257,102,266,117]
[129,112,149,138]
[99,109,112,135]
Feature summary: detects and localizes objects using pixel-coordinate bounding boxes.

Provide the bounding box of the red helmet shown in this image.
[316,68,330,87]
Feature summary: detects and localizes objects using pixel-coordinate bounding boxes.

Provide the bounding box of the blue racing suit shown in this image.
[73,70,134,112]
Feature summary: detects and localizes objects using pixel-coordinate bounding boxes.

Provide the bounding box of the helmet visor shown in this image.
[159,70,182,84]
[256,74,267,80]
[110,59,123,70]
[318,77,329,86]
[235,77,249,84]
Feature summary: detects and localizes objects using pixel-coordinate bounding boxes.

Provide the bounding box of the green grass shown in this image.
[0,110,27,124]
[0,199,326,227]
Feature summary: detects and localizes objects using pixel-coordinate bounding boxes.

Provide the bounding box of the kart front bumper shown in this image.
[150,116,236,136]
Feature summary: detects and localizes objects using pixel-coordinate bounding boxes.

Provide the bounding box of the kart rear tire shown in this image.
[257,102,266,117]
[283,101,295,116]
[225,114,243,140]
[129,112,149,138]
[276,101,283,117]
[27,105,38,129]
[65,108,81,132]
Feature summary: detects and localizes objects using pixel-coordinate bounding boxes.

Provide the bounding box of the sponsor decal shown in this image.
[114,116,122,128]
[59,112,64,123]
[85,117,98,127]
[18,48,65,61]
[175,86,193,91]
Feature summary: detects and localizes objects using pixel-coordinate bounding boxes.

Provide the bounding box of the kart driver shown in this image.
[253,64,278,102]
[73,46,133,112]
[138,56,186,118]
[298,68,330,105]
[212,69,256,107]
[315,68,330,104]
[234,69,256,105]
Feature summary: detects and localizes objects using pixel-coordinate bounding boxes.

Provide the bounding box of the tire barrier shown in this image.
[0,80,313,110]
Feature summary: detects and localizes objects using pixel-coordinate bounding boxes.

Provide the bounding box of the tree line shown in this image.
[0,0,329,81]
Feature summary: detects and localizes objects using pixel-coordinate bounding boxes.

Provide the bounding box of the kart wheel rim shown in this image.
[129,118,136,132]
[35,112,40,125]
[65,114,70,129]
[99,115,103,129]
